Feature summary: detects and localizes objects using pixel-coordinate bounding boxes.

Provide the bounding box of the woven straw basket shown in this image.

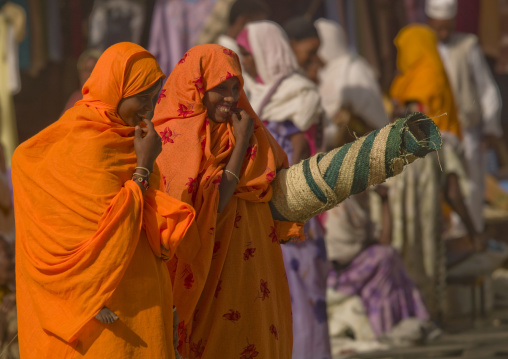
[269,112,442,223]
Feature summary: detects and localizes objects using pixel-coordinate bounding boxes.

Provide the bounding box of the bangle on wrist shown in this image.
[135,166,151,177]
[224,169,240,183]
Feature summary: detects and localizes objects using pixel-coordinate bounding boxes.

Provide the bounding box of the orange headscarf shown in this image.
[12,42,195,351]
[390,24,461,138]
[153,44,298,354]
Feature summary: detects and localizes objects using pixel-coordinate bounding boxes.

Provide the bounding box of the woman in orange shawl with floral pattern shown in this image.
[12,42,196,358]
[153,44,303,358]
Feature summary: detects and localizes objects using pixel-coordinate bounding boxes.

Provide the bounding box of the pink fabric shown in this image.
[236,28,252,54]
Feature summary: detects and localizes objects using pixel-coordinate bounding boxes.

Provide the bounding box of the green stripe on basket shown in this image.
[323,141,353,188]
[302,158,327,204]
[350,130,377,194]
[384,121,403,177]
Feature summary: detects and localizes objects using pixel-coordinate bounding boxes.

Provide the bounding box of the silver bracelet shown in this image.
[135,166,151,177]
[224,169,240,183]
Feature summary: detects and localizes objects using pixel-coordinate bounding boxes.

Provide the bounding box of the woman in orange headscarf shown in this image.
[390,24,461,138]
[12,42,196,358]
[153,45,303,358]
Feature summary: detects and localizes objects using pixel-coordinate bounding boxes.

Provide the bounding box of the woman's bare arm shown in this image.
[218,110,254,212]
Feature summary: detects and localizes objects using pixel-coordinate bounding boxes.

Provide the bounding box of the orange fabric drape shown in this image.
[12,42,195,358]
[390,24,462,138]
[153,44,302,359]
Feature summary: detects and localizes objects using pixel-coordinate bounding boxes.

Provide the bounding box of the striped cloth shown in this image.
[269,112,442,223]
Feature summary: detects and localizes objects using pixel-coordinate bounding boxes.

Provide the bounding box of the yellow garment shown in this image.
[390,24,461,138]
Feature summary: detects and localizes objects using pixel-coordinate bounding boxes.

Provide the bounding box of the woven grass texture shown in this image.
[269,112,442,223]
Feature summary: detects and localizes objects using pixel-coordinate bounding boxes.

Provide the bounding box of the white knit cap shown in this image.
[425,0,457,20]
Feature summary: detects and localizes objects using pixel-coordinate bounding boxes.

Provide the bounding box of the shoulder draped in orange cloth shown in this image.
[153,44,303,358]
[390,24,462,138]
[12,42,196,358]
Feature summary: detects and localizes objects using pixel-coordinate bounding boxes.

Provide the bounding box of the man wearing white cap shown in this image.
[426,0,503,234]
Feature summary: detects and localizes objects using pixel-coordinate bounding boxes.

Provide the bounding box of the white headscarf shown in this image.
[240,20,321,131]
[425,0,457,20]
[315,18,388,140]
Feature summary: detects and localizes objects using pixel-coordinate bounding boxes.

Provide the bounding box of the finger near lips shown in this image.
[143,118,155,128]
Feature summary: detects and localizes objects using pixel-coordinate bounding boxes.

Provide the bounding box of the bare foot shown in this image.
[95,307,119,324]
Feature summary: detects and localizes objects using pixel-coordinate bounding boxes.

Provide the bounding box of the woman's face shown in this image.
[203,76,240,123]
[117,81,162,126]
[239,46,258,79]
[290,37,321,71]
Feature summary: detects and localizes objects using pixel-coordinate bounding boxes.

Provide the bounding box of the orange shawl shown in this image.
[153,44,301,358]
[12,43,195,356]
[390,24,461,138]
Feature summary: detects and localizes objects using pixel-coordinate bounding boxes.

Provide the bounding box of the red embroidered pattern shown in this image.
[260,279,270,300]
[266,170,275,183]
[234,210,242,228]
[240,344,259,359]
[212,175,221,187]
[186,177,198,194]
[157,88,166,104]
[226,71,234,80]
[178,53,188,64]
[178,103,194,117]
[223,48,234,57]
[200,137,206,152]
[270,325,279,340]
[194,76,205,94]
[184,273,194,289]
[269,226,278,243]
[246,144,258,160]
[177,321,187,352]
[190,339,205,358]
[243,248,256,261]
[160,127,175,144]
[222,309,241,322]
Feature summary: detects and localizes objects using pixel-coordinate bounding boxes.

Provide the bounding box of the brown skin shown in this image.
[289,133,310,165]
[203,77,241,123]
[117,80,162,127]
[239,45,258,79]
[305,55,325,84]
[289,37,322,72]
[118,81,164,191]
[95,82,164,324]
[427,17,455,44]
[203,77,255,213]
[445,173,484,250]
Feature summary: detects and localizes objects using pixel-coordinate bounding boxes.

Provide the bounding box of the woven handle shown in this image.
[269,112,442,223]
